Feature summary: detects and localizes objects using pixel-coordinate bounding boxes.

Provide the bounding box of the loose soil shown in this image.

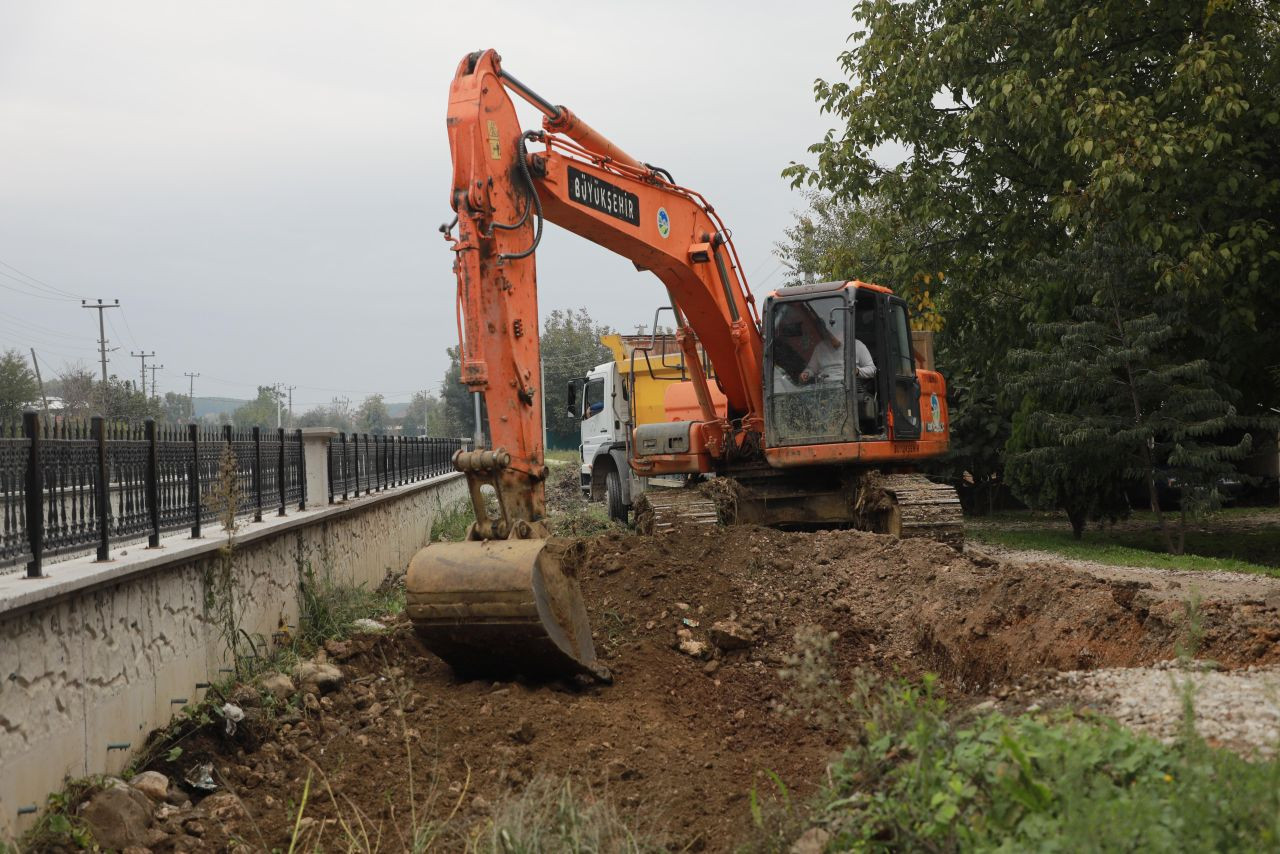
[132,525,1280,852]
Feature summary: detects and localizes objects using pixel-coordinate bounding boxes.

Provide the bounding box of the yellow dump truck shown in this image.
[569,331,727,521]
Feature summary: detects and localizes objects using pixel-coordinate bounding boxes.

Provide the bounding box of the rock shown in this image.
[678,639,709,659]
[260,672,296,702]
[324,639,354,660]
[703,659,721,675]
[790,827,831,854]
[129,771,171,803]
[352,618,386,632]
[709,620,754,651]
[229,683,262,708]
[201,791,245,821]
[508,720,536,744]
[182,817,207,838]
[605,759,640,781]
[471,794,491,813]
[81,782,155,850]
[295,661,344,694]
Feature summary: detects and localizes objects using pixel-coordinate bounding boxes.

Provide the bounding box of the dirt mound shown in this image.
[131,526,1280,852]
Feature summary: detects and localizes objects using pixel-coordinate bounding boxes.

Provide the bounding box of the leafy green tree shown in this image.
[102,376,158,422]
[787,0,1280,412]
[1005,400,1132,539]
[440,346,472,439]
[0,349,40,422]
[541,308,613,450]
[402,390,448,437]
[356,394,390,435]
[233,386,283,429]
[159,391,189,423]
[48,365,97,417]
[1009,232,1257,553]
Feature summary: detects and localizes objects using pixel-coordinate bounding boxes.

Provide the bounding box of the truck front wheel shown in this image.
[606,469,628,523]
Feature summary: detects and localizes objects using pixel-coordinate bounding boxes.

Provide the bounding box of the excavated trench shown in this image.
[127,524,1280,852]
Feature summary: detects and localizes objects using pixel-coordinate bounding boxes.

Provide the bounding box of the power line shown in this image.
[118,306,142,348]
[0,258,84,300]
[0,309,90,341]
[0,273,78,302]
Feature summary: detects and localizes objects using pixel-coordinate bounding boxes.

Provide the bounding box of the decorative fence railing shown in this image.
[326,433,463,503]
[1,413,464,579]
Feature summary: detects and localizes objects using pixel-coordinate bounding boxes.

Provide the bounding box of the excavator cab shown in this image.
[763,281,921,447]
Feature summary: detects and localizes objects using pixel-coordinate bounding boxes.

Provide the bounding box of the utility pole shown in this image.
[284,385,296,423]
[272,383,283,428]
[146,363,164,399]
[81,299,120,413]
[29,348,50,419]
[185,372,200,420]
[131,351,155,395]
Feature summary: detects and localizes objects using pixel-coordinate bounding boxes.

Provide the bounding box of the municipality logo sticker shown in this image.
[656,207,670,238]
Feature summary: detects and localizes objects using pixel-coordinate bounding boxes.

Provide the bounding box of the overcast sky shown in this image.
[0,1,857,410]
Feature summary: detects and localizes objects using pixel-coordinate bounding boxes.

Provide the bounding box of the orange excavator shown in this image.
[406,50,961,680]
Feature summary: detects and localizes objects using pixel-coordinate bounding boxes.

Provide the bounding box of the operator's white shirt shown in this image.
[855,339,877,380]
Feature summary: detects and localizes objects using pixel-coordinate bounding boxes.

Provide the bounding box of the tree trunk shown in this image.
[1067,507,1086,540]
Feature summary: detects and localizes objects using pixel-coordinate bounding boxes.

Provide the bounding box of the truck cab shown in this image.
[568,361,640,521]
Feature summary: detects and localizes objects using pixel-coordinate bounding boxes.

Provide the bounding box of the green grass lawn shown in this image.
[545,448,581,465]
[967,508,1280,576]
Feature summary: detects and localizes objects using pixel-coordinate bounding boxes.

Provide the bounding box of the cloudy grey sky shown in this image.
[0,1,857,410]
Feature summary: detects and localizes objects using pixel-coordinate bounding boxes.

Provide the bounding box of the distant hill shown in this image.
[192,397,415,420]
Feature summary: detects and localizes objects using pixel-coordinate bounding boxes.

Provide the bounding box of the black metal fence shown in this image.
[326,433,462,503]
[1,413,306,578]
[1,414,469,579]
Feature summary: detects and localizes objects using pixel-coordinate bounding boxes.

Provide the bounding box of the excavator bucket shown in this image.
[404,537,603,680]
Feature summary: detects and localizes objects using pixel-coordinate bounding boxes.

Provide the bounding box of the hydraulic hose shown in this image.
[498,132,544,262]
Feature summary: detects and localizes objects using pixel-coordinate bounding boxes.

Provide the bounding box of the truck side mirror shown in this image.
[566,378,581,418]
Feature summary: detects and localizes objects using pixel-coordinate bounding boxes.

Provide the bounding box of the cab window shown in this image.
[582,378,605,419]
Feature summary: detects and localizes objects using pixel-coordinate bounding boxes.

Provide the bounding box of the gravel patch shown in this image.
[1040,662,1280,757]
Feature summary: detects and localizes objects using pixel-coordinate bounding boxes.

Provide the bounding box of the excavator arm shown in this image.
[407,50,765,679]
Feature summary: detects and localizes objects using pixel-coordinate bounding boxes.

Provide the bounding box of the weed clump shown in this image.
[779,625,1280,852]
[486,775,665,853]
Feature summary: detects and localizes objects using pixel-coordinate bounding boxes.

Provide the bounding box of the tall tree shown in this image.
[233,386,284,429]
[440,346,473,440]
[540,308,613,450]
[0,349,40,422]
[356,394,390,435]
[49,365,97,417]
[786,0,1280,410]
[1008,235,1258,552]
[402,390,447,437]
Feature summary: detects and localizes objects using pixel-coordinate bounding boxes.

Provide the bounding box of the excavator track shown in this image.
[636,488,720,534]
[877,474,964,549]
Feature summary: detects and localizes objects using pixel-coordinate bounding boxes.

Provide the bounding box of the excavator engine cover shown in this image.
[405,537,601,680]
